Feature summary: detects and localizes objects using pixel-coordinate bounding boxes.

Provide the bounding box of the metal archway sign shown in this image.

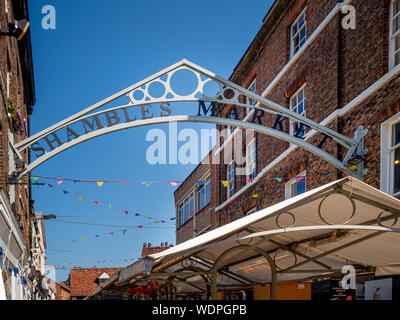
[9,59,367,182]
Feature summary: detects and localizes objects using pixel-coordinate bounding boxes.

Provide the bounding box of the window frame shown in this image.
[197,175,211,211]
[289,84,307,137]
[290,8,307,58]
[390,0,400,70]
[177,191,195,227]
[381,113,400,198]
[227,161,236,199]
[246,139,257,182]
[285,171,307,199]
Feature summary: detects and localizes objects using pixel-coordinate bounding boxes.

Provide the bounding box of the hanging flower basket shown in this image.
[8,98,24,135]
[127,281,161,297]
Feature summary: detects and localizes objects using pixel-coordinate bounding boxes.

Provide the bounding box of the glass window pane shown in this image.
[394,0,400,16]
[295,180,306,196]
[394,15,400,34]
[394,148,400,194]
[395,35,400,51]
[394,123,400,146]
[395,51,400,67]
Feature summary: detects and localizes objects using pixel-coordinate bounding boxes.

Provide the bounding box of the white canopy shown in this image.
[86,177,400,299]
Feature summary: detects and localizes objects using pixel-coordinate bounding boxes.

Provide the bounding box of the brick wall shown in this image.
[0,0,34,249]
[176,0,400,239]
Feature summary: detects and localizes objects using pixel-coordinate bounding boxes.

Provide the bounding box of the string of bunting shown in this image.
[45,255,142,271]
[33,178,176,223]
[30,173,334,188]
[41,220,167,248]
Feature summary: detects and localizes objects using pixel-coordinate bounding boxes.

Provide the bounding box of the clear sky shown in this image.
[27,0,273,281]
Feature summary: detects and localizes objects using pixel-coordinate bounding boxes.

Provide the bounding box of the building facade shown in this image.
[0,0,38,300]
[175,0,400,248]
[69,268,122,300]
[55,281,70,300]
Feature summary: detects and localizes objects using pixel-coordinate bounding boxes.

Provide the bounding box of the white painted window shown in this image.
[390,0,400,70]
[285,171,307,199]
[197,176,211,211]
[291,9,307,58]
[246,79,257,115]
[178,193,194,226]
[227,110,236,135]
[227,162,235,198]
[246,139,257,182]
[290,85,307,138]
[381,113,400,198]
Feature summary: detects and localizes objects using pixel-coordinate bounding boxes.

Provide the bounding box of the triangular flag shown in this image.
[108,204,113,209]
[209,207,215,211]
[252,194,259,198]
[221,180,229,188]
[230,200,236,204]
[97,181,104,187]
[137,226,143,228]
[154,221,159,224]
[30,177,39,181]
[120,181,127,184]
[123,210,128,215]
[81,238,85,240]
[57,179,64,185]
[247,179,254,183]
[63,190,69,195]
[272,177,282,182]
[94,201,101,205]
[295,177,305,182]
[122,229,128,236]
[170,181,178,187]
[197,181,204,186]
[348,165,357,171]
[274,187,282,191]
[143,183,151,187]
[109,232,114,235]
[48,184,53,188]
[170,217,176,221]
[135,213,140,216]
[78,196,84,200]
[95,235,100,238]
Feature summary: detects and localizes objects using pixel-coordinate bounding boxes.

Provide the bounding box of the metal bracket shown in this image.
[342,125,369,181]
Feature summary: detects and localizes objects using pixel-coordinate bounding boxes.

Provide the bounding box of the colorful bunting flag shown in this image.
[272,177,282,182]
[252,194,259,198]
[122,229,128,236]
[170,181,178,187]
[221,180,229,188]
[97,181,104,187]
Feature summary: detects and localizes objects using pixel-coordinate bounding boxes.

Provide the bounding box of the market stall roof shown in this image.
[85,177,400,299]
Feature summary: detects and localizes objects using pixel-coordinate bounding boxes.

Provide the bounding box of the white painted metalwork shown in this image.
[9,60,367,182]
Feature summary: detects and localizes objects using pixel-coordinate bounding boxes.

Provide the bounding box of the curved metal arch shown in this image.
[15,59,356,152]
[212,244,277,300]
[13,115,359,181]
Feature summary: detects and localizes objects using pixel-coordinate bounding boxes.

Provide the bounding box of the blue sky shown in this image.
[27,0,273,281]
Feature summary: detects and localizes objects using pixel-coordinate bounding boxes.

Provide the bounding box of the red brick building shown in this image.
[55,281,70,300]
[175,0,400,244]
[141,242,173,258]
[69,268,122,300]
